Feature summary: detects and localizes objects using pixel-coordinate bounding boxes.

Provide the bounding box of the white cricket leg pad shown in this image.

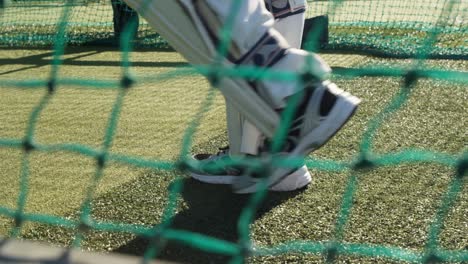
[233,49,330,156]
[123,0,330,137]
[203,0,275,54]
[232,0,307,156]
[273,9,306,48]
[257,48,331,109]
[265,0,307,49]
[123,0,214,63]
[264,0,307,19]
[123,0,281,137]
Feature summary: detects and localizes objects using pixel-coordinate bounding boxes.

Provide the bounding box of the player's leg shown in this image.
[111,0,139,41]
[110,0,121,38]
[122,0,331,131]
[197,0,312,191]
[122,0,360,193]
[232,0,308,156]
[120,3,139,40]
[125,0,285,137]
[202,0,309,157]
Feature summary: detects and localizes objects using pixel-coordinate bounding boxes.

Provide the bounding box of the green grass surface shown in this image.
[0,48,467,263]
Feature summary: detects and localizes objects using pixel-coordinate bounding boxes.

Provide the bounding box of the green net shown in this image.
[0,0,467,263]
[307,0,467,58]
[1,0,467,58]
[0,0,169,48]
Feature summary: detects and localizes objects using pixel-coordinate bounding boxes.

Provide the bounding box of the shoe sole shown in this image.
[234,93,360,194]
[190,165,311,192]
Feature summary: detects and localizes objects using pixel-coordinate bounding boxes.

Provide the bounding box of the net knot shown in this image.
[353,154,374,171]
[456,156,467,178]
[238,241,252,258]
[149,229,167,246]
[22,139,35,153]
[403,70,419,88]
[121,75,134,89]
[14,212,23,228]
[47,79,56,94]
[423,251,443,264]
[96,153,107,169]
[324,242,338,262]
[301,71,320,85]
[78,218,92,234]
[175,159,188,172]
[207,70,220,87]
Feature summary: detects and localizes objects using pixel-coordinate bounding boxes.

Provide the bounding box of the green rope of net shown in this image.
[0,0,467,263]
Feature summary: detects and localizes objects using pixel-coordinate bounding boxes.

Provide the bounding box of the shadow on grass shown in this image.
[13,133,306,263]
[114,178,307,263]
[0,46,188,76]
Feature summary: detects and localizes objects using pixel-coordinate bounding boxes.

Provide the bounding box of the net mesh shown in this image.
[0,0,467,263]
[308,0,467,58]
[1,0,467,58]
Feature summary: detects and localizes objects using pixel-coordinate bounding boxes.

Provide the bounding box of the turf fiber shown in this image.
[0,47,466,263]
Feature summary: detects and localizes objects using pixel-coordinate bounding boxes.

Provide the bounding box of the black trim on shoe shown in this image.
[320,89,337,116]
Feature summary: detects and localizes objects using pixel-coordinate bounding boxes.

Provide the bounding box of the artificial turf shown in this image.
[0,48,466,263]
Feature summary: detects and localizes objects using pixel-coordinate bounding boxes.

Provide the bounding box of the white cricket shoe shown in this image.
[233,80,360,193]
[189,146,312,192]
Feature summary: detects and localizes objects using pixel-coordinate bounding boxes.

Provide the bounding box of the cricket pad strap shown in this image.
[264,0,306,19]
